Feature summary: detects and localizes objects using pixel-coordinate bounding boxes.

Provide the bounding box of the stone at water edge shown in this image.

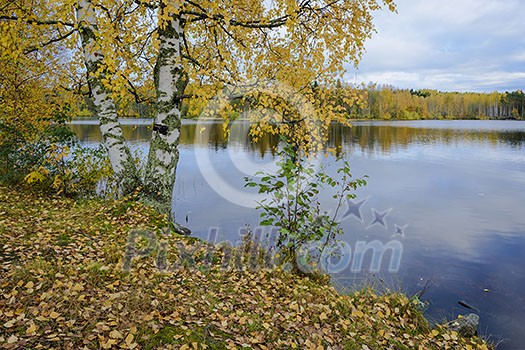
[445,313,479,337]
[173,222,191,236]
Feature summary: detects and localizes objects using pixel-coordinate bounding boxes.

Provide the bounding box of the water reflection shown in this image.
[71,119,525,155]
[71,119,525,349]
[69,121,152,145]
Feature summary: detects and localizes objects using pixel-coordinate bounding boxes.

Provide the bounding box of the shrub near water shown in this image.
[0,186,492,349]
[23,144,118,197]
[1,100,118,198]
[245,140,367,274]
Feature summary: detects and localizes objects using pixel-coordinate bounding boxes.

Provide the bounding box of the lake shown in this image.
[71,119,525,349]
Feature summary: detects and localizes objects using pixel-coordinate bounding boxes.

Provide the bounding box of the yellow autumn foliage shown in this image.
[2,0,397,152]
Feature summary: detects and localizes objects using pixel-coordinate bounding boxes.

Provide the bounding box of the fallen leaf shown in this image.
[26,323,38,334]
[109,329,123,339]
[125,333,134,345]
[7,335,18,344]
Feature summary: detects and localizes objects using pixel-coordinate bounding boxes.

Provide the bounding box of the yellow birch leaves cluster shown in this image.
[1,0,396,148]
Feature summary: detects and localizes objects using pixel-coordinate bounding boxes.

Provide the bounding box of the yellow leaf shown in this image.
[125,333,134,345]
[351,309,364,318]
[109,330,123,339]
[72,283,83,292]
[26,323,38,334]
[24,168,48,184]
[50,311,60,319]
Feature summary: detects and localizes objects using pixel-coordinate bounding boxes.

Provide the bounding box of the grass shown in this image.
[0,186,493,349]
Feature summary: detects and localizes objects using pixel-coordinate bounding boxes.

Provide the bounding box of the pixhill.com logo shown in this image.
[123,79,406,276]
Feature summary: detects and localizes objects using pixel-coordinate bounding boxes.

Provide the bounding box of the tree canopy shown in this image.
[1,0,396,222]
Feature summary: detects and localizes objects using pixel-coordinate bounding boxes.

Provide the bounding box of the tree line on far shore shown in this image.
[337,83,525,120]
[78,82,525,121]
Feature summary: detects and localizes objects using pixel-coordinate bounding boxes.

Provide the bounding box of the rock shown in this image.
[445,313,479,337]
[173,222,191,236]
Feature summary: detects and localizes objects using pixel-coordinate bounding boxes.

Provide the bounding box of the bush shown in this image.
[1,102,74,183]
[1,102,118,197]
[245,138,367,274]
[23,144,118,198]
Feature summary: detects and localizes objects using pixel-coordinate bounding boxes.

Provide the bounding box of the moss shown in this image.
[138,325,232,349]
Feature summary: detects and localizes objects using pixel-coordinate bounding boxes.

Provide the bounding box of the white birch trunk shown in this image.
[143,12,188,216]
[76,0,139,194]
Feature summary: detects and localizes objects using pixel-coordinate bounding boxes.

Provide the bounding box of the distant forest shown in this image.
[337,83,525,120]
[80,83,525,121]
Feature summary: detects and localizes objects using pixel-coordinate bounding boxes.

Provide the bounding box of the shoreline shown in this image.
[0,186,493,349]
[70,116,524,123]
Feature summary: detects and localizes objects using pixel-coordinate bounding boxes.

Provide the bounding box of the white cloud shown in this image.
[355,70,525,92]
[346,0,525,91]
[511,51,525,62]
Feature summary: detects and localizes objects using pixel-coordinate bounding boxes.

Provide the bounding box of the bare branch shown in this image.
[23,28,77,54]
[125,77,155,104]
[183,0,289,29]
[0,15,74,27]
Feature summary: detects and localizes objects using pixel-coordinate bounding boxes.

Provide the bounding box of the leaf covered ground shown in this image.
[0,186,492,349]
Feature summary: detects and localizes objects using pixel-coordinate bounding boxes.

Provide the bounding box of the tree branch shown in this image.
[126,77,155,104]
[183,0,289,29]
[23,28,77,54]
[134,0,157,10]
[0,16,74,27]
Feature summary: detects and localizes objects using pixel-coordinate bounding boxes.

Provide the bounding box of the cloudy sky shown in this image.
[346,0,525,92]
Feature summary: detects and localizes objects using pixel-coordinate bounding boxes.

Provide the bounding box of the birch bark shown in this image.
[76,0,139,194]
[143,11,188,217]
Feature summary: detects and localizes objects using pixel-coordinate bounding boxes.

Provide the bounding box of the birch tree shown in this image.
[76,0,141,194]
[139,0,396,218]
[143,3,187,208]
[2,0,396,228]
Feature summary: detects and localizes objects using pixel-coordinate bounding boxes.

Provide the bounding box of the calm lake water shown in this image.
[71,119,525,349]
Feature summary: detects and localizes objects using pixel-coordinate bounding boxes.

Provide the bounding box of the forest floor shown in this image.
[0,186,492,349]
